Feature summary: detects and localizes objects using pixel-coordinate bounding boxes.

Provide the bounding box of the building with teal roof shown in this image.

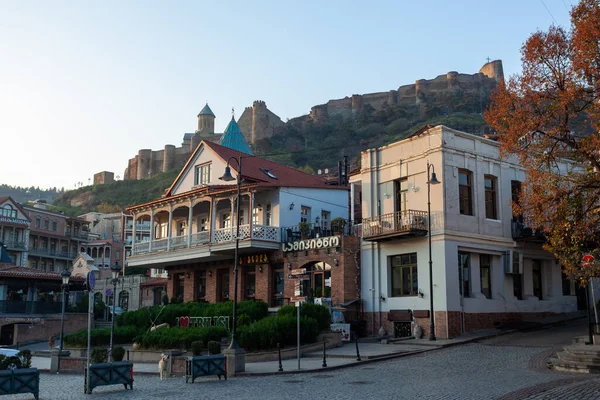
[219,117,253,155]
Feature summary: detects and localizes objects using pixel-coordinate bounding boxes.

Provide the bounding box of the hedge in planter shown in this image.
[237,315,319,352]
[64,326,142,348]
[134,326,228,350]
[277,303,331,331]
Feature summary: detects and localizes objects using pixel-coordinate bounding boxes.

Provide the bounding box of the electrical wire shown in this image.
[540,0,558,24]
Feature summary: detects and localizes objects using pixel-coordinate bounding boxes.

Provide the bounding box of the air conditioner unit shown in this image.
[504,250,523,274]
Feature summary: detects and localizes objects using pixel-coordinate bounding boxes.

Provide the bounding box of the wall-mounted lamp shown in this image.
[208,270,212,277]
[289,202,295,210]
[258,265,263,273]
[380,295,386,302]
[287,263,292,270]
[418,290,424,298]
[257,203,263,211]
[412,185,419,193]
[186,272,191,279]
[383,193,390,199]
[333,258,339,267]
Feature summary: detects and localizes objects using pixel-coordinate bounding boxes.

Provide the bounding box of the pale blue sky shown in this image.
[0,0,573,190]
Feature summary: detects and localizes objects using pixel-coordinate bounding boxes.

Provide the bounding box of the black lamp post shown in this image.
[57,268,71,373]
[109,261,121,362]
[426,161,440,341]
[219,156,243,349]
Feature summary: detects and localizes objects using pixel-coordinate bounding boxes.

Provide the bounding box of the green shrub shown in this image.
[237,315,319,352]
[112,346,125,362]
[136,326,228,350]
[64,325,142,348]
[207,341,220,355]
[0,355,22,370]
[162,294,169,305]
[91,348,108,364]
[17,350,32,368]
[191,340,204,356]
[237,314,252,327]
[277,303,331,331]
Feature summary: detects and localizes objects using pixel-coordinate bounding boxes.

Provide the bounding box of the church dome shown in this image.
[198,103,215,117]
[219,117,253,155]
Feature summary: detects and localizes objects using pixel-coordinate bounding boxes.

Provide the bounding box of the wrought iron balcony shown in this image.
[362,210,428,241]
[3,241,26,251]
[511,220,546,242]
[281,219,355,242]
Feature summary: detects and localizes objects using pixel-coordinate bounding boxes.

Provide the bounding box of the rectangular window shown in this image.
[390,253,418,297]
[52,221,58,232]
[511,180,523,222]
[484,175,498,220]
[459,170,473,215]
[35,217,40,229]
[272,264,284,307]
[218,269,230,302]
[458,252,471,297]
[300,206,311,223]
[480,254,492,299]
[221,213,231,228]
[44,219,49,230]
[532,260,543,300]
[320,210,330,230]
[561,266,571,296]
[194,163,211,185]
[199,217,208,232]
[196,271,206,301]
[394,178,408,213]
[245,267,256,299]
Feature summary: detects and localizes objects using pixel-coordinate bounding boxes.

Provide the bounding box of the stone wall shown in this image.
[237,100,285,145]
[2,313,90,345]
[93,171,114,185]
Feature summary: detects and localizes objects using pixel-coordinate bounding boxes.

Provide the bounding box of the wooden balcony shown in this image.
[362,210,428,241]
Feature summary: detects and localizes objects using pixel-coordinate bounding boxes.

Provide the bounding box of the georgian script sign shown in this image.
[0,217,29,226]
[239,253,269,265]
[281,236,340,253]
[175,316,230,331]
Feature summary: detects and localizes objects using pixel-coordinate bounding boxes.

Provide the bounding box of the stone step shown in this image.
[573,336,589,345]
[563,345,600,357]
[556,351,600,364]
[549,357,600,374]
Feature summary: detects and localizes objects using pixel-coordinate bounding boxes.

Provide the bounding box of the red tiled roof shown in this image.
[0,264,85,281]
[165,141,340,197]
[140,278,168,287]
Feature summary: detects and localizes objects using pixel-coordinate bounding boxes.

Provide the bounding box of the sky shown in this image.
[0,0,574,190]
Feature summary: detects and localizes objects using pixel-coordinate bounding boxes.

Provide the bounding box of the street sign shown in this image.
[290,268,306,276]
[288,274,310,281]
[105,288,112,296]
[87,271,96,291]
[291,296,307,302]
[583,254,595,268]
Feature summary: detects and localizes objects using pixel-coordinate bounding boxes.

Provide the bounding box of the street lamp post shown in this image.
[219,156,243,349]
[426,161,440,341]
[109,261,121,362]
[57,268,71,373]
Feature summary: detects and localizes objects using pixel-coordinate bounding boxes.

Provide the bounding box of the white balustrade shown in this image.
[133,241,150,255]
[191,231,210,246]
[153,238,169,252]
[170,235,187,250]
[251,225,280,242]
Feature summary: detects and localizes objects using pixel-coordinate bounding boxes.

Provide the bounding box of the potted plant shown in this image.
[299,222,310,239]
[331,217,346,234]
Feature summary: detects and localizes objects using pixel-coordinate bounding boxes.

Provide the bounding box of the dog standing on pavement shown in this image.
[158,354,169,380]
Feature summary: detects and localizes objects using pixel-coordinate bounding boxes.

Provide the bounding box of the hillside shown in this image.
[253,91,491,171]
[0,185,62,204]
[51,169,180,215]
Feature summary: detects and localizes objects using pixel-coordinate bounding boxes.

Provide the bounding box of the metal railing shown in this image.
[28,247,75,258]
[0,300,63,314]
[511,220,545,241]
[362,210,428,239]
[65,231,89,240]
[281,219,356,242]
[2,241,26,251]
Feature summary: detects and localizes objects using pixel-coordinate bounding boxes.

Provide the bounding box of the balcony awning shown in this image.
[0,264,85,282]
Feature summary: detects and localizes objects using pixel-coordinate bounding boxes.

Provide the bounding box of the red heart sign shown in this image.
[180,316,190,328]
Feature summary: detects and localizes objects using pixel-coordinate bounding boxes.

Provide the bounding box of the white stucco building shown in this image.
[354,125,578,339]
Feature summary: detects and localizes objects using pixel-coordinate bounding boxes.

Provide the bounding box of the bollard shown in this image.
[322,342,327,368]
[355,337,361,361]
[277,343,283,372]
[127,350,130,361]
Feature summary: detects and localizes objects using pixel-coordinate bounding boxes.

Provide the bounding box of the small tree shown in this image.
[112,346,126,362]
[91,348,108,364]
[207,341,220,355]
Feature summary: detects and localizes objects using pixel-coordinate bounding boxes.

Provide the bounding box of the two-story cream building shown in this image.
[126,137,360,308]
[355,125,578,339]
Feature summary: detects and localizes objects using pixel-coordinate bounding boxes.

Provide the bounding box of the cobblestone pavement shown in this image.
[3,344,584,400]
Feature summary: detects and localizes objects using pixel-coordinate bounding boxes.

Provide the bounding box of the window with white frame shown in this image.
[194,163,211,185]
[390,253,418,297]
[300,206,311,223]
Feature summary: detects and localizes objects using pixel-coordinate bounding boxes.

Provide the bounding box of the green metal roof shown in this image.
[198,103,215,117]
[219,117,253,155]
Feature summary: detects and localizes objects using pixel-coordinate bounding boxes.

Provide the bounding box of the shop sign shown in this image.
[331,323,351,341]
[290,268,306,275]
[325,277,332,287]
[281,236,340,252]
[239,253,269,265]
[291,296,307,303]
[0,217,29,226]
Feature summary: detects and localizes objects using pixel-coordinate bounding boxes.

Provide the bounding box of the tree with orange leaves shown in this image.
[485,0,600,283]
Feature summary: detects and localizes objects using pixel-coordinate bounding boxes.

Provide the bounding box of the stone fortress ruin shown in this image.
[123,60,503,181]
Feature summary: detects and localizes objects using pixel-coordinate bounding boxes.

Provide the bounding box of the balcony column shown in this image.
[250,193,254,239]
[187,199,193,247]
[230,196,235,239]
[167,203,173,251]
[149,209,154,252]
[132,212,137,255]
[210,199,216,242]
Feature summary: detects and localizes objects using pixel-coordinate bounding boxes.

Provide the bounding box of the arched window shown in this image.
[2,204,16,218]
[91,248,97,258]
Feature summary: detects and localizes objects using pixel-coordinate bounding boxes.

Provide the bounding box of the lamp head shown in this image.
[219,166,235,182]
[61,268,71,285]
[428,172,440,185]
[110,261,121,280]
